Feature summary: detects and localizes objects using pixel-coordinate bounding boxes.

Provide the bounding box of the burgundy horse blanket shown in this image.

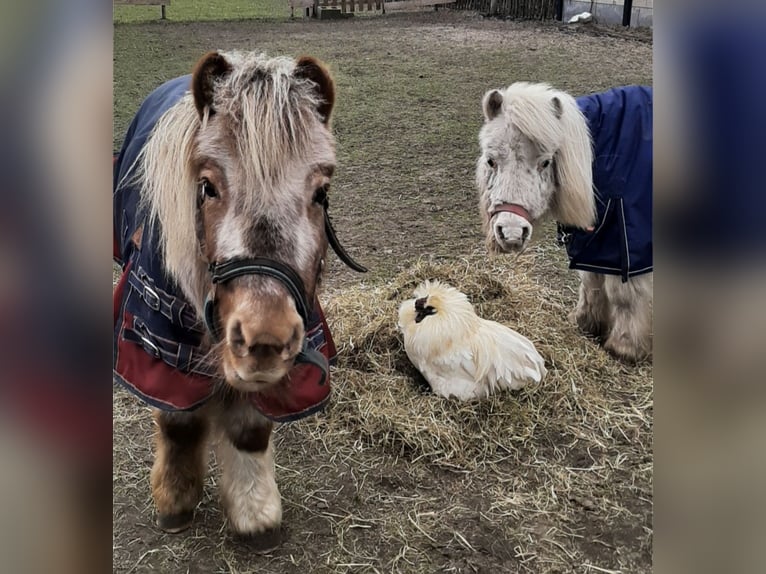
[559,86,653,282]
[113,76,335,422]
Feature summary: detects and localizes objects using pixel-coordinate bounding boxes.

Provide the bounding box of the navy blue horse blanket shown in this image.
[113,76,335,422]
[560,86,653,282]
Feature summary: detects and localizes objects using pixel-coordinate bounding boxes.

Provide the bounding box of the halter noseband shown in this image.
[201,201,366,386]
[203,198,367,341]
[489,203,533,224]
[204,258,310,341]
[203,256,330,384]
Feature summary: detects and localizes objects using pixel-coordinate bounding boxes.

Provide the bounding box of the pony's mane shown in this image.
[503,82,596,228]
[135,52,327,309]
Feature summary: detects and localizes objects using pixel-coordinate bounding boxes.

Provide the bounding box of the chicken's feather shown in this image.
[471,318,547,391]
[398,280,546,400]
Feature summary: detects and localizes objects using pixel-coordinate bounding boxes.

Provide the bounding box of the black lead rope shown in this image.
[324,208,368,273]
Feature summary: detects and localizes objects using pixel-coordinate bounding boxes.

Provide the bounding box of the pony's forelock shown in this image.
[216,53,326,210]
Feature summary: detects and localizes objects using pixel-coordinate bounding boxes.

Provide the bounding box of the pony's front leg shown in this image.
[572,271,609,340]
[217,399,282,550]
[603,273,653,363]
[150,409,209,533]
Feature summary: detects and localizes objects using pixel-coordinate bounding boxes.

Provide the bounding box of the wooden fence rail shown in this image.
[289,0,454,17]
[452,0,557,19]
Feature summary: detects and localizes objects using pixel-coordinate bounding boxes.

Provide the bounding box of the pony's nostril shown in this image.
[521,226,530,242]
[496,225,506,240]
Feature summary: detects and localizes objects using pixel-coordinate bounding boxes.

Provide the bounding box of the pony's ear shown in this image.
[550,96,596,229]
[482,89,504,121]
[551,96,563,119]
[191,51,232,119]
[295,56,335,124]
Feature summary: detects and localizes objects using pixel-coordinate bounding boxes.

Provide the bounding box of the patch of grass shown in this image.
[113,0,290,24]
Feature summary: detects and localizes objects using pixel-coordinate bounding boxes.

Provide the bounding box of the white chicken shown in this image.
[397,280,547,400]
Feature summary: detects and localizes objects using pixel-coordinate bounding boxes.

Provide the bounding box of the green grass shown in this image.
[113,0,291,23]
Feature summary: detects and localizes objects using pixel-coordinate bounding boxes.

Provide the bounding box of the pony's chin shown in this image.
[223,365,290,392]
[487,237,526,256]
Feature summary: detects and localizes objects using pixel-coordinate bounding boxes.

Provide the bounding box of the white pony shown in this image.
[476,82,653,363]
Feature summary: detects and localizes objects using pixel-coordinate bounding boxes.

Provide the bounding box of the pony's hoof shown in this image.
[603,337,649,365]
[157,509,194,533]
[233,526,283,553]
[572,311,606,340]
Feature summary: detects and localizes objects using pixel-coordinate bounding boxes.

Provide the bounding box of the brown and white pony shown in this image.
[125,51,343,548]
[475,82,652,363]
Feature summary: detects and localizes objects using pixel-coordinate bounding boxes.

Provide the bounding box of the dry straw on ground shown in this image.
[315,256,652,474]
[114,254,653,572]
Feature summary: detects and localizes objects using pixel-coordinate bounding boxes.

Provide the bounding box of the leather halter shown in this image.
[201,200,366,385]
[203,199,367,341]
[489,203,533,224]
[204,258,310,341]
[204,257,330,384]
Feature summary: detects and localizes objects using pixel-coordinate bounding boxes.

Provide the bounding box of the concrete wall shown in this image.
[563,0,652,28]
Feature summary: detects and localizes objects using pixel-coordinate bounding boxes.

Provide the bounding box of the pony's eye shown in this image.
[540,159,551,169]
[313,185,328,205]
[487,157,496,169]
[199,179,218,201]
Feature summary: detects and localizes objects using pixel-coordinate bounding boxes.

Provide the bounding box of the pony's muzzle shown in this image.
[228,320,301,363]
[492,212,532,253]
[216,279,306,388]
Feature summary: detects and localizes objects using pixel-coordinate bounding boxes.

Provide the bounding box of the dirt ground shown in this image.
[113,11,653,573]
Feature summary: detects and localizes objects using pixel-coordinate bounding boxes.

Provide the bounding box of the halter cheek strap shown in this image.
[489,203,533,223]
